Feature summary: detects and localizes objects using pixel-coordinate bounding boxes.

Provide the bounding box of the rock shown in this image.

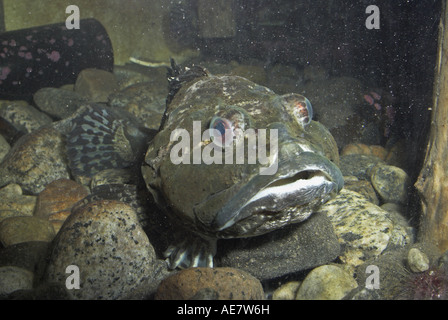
[0,183,22,197]
[75,183,152,229]
[33,87,90,119]
[90,169,134,188]
[43,200,166,300]
[272,281,301,300]
[5,281,73,300]
[341,143,388,161]
[113,65,154,89]
[216,212,340,281]
[0,241,50,272]
[371,164,411,204]
[0,126,70,194]
[350,243,441,300]
[155,267,264,300]
[339,154,385,181]
[381,202,405,215]
[407,248,430,273]
[74,68,119,103]
[0,266,34,297]
[350,250,409,300]
[34,179,89,233]
[0,195,36,217]
[295,265,358,300]
[0,101,52,134]
[0,210,30,223]
[0,184,37,223]
[343,178,379,205]
[317,189,410,268]
[0,134,10,162]
[189,288,220,300]
[0,216,55,247]
[108,81,167,130]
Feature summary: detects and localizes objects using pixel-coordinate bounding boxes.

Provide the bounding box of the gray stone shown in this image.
[371,164,411,204]
[0,266,34,297]
[74,68,119,103]
[43,200,168,300]
[295,264,358,300]
[108,81,167,130]
[33,87,90,119]
[216,212,341,281]
[339,154,385,181]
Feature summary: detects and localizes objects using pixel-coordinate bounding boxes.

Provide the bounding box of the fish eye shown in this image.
[282,94,313,128]
[209,116,234,147]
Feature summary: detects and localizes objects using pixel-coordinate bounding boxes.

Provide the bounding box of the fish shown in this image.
[62,104,155,184]
[141,60,344,269]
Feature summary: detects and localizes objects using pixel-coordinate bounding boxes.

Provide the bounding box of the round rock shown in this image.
[0,266,34,297]
[339,154,385,181]
[35,179,89,233]
[33,87,90,119]
[272,281,301,300]
[371,164,411,204]
[0,101,52,134]
[316,189,410,267]
[216,211,340,281]
[0,126,70,194]
[155,267,264,300]
[407,248,430,273]
[295,265,358,300]
[0,216,55,247]
[43,200,159,300]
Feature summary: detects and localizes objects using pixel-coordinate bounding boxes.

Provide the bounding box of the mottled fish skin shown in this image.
[142,61,344,269]
[65,104,153,182]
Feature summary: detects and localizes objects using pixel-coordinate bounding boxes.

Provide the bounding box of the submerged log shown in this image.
[415,0,448,252]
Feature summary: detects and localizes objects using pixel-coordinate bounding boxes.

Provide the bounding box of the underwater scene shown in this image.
[0,0,447,302]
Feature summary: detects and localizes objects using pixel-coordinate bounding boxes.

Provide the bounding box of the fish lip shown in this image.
[210,158,344,232]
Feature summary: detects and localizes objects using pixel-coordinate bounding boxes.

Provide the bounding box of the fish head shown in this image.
[142,75,343,239]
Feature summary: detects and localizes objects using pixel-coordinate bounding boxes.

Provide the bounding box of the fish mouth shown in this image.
[210,152,344,234]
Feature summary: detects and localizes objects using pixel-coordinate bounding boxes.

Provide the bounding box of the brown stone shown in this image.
[0,126,70,194]
[0,197,36,219]
[75,68,119,103]
[155,267,264,300]
[341,143,387,161]
[0,216,55,247]
[35,179,89,233]
[343,179,379,205]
